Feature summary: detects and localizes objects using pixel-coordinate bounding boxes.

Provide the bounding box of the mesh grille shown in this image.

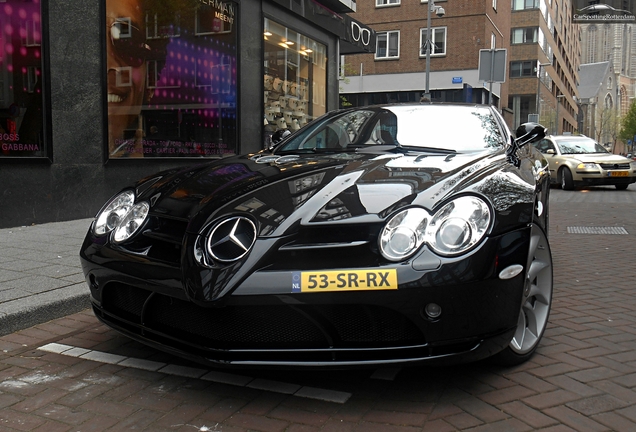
[100,283,426,351]
[146,296,327,349]
[315,305,423,345]
[102,283,149,323]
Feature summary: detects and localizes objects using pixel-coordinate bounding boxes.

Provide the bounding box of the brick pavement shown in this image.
[0,188,635,431]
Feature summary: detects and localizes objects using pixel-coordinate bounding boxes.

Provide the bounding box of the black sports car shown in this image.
[80,103,553,368]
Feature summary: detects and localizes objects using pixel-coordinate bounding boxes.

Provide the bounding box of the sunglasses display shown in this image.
[109,18,151,67]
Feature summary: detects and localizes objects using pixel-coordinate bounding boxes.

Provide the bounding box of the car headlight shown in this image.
[112,201,150,243]
[379,196,491,261]
[426,196,491,256]
[379,208,429,261]
[94,190,135,235]
[576,163,597,170]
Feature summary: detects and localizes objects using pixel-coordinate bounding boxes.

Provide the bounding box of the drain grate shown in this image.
[567,226,629,235]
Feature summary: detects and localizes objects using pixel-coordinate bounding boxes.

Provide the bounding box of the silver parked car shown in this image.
[533,135,636,190]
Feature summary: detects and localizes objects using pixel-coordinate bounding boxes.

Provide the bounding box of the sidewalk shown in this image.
[0,218,94,336]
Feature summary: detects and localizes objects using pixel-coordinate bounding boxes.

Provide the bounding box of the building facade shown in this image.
[0,0,374,228]
[508,0,580,134]
[340,0,582,136]
[340,0,512,111]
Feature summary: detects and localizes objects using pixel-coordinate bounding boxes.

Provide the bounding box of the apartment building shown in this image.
[341,0,581,135]
[509,0,580,134]
[340,0,512,112]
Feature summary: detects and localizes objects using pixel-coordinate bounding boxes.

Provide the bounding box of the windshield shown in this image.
[276,105,505,153]
[555,137,608,155]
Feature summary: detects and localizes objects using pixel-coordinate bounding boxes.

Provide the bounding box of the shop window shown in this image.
[1,0,49,159]
[263,18,326,143]
[196,5,234,35]
[23,67,39,93]
[146,13,180,39]
[104,0,238,158]
[21,20,41,47]
[419,27,446,56]
[376,31,399,59]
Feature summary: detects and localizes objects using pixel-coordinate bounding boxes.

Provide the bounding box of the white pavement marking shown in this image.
[37,343,352,403]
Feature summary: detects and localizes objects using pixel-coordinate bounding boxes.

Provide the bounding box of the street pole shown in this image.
[424,0,444,100]
[556,95,566,135]
[424,1,432,100]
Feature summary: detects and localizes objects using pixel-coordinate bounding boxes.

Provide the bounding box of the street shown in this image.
[1,186,636,431]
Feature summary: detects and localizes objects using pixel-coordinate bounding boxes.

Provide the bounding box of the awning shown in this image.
[271,0,375,54]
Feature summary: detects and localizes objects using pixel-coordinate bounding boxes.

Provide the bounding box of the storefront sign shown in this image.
[271,0,375,54]
[342,15,376,53]
[0,0,50,159]
[105,0,238,159]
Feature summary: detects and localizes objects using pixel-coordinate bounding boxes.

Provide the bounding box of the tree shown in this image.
[596,107,621,150]
[620,100,636,143]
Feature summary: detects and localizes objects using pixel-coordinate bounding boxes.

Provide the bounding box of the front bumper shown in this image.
[572,168,636,186]
[80,227,531,368]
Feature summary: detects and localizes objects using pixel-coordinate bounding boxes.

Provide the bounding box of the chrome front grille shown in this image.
[600,163,631,170]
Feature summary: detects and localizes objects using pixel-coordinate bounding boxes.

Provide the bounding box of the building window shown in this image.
[105,0,239,159]
[376,31,400,59]
[264,19,327,140]
[492,0,497,10]
[512,0,538,10]
[491,32,496,49]
[509,95,534,128]
[1,0,49,159]
[376,0,400,6]
[511,27,538,44]
[510,60,536,77]
[419,27,446,56]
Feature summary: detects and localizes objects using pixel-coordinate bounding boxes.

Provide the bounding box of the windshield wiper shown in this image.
[352,143,456,155]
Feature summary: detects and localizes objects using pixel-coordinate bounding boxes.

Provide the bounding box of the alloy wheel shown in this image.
[509,224,553,354]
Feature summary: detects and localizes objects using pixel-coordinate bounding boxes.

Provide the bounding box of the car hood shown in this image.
[135,149,508,236]
[562,153,633,164]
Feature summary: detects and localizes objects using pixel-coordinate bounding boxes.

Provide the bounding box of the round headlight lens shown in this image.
[379,208,428,261]
[378,196,491,261]
[113,201,150,243]
[94,190,135,235]
[427,196,491,256]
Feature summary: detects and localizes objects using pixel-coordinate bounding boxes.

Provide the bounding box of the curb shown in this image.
[0,284,90,337]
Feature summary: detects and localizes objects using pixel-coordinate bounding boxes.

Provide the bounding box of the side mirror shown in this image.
[546,149,555,154]
[515,122,547,148]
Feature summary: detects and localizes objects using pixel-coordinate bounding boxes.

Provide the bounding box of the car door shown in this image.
[533,138,559,179]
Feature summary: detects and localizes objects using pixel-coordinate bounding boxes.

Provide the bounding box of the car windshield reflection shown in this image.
[276,105,505,154]
[555,137,608,155]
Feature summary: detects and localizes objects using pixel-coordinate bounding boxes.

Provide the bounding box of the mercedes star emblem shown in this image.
[206,216,257,262]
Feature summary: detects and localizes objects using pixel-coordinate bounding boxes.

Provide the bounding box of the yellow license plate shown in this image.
[608,171,629,177]
[292,269,398,293]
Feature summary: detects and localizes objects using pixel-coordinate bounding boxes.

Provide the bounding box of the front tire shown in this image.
[560,167,574,190]
[615,184,629,190]
[492,224,553,366]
